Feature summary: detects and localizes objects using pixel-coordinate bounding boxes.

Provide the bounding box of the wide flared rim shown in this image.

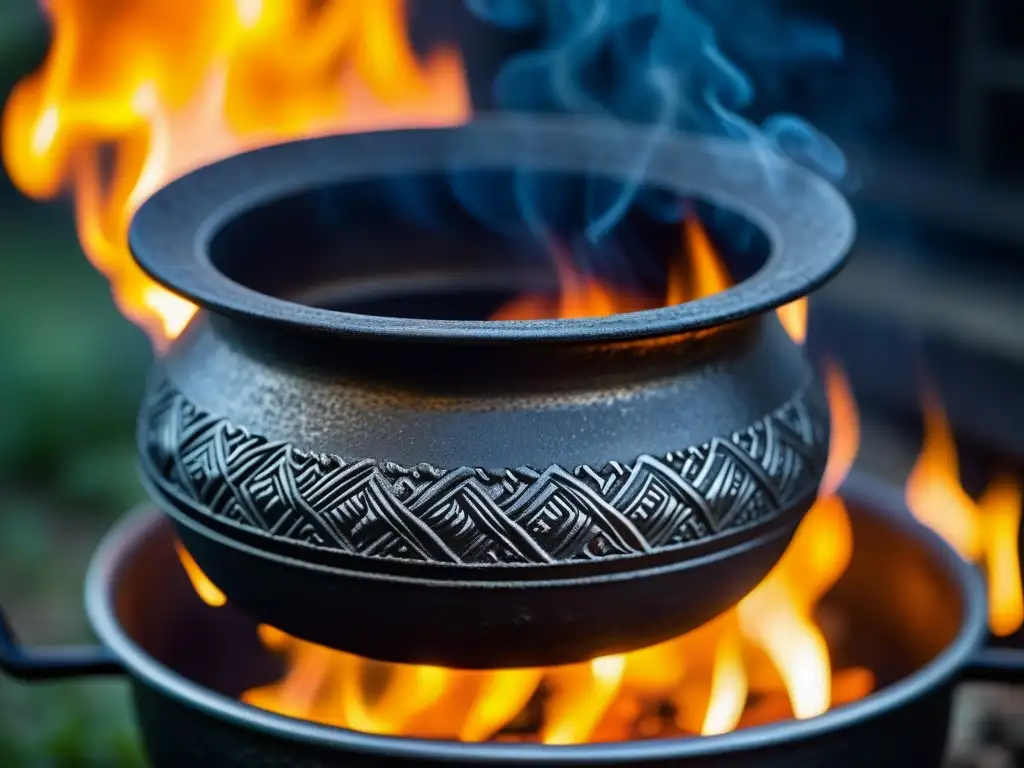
[128,114,855,344]
[84,487,985,763]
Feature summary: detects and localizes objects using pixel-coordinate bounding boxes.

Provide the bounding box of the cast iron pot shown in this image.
[129,114,854,667]
[0,478,1009,767]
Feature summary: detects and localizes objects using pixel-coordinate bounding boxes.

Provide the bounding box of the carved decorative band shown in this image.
[140,380,827,566]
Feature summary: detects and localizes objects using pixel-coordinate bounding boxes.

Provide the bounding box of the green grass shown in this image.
[0,203,151,766]
[0,678,144,767]
[0,17,158,760]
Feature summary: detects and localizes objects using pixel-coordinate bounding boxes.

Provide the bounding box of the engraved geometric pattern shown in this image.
[140,379,827,566]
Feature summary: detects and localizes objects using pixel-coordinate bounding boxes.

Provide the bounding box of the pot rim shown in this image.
[85,499,985,763]
[128,114,855,345]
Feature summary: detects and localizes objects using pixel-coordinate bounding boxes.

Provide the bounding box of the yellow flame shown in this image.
[906,391,982,560]
[3,0,470,347]
[174,364,866,741]
[978,477,1024,637]
[681,213,732,299]
[700,622,748,735]
[777,299,808,345]
[542,655,628,745]
[174,540,226,607]
[906,390,1024,636]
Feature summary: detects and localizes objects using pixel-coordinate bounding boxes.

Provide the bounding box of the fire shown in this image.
[174,540,226,608]
[490,241,651,321]
[491,217,727,321]
[777,299,808,345]
[678,212,731,300]
[681,211,808,345]
[906,389,1024,637]
[492,215,810,345]
[175,359,866,742]
[2,0,470,347]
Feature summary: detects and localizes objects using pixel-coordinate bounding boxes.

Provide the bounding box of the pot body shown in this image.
[139,307,828,666]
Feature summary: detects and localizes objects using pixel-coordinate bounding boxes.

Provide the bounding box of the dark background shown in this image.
[0,0,1022,764]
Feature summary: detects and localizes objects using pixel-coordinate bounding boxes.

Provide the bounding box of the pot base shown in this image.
[166,494,804,668]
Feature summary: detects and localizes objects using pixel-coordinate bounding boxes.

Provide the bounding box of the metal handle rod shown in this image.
[959,646,1024,685]
[0,606,121,681]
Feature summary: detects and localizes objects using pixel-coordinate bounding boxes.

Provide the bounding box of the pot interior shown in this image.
[208,170,771,321]
[104,500,972,745]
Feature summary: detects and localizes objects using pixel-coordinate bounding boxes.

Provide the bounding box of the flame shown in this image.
[492,216,809,349]
[734,360,858,722]
[699,617,748,735]
[777,299,808,345]
[174,540,226,607]
[490,242,652,321]
[492,215,732,322]
[3,0,470,347]
[678,213,731,299]
[906,390,1024,636]
[819,362,860,498]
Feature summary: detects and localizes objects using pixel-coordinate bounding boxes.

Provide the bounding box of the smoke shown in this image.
[462,0,847,243]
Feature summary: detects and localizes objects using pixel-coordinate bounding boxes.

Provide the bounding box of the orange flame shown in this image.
[492,215,808,345]
[685,214,808,344]
[3,0,470,347]
[733,360,858,722]
[176,356,865,741]
[174,540,226,607]
[906,390,1024,637]
[492,216,729,322]
[678,213,732,300]
[819,362,860,498]
[777,299,808,345]
[490,241,652,321]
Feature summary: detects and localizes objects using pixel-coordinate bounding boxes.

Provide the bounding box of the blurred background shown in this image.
[0,0,1022,764]
[0,3,150,765]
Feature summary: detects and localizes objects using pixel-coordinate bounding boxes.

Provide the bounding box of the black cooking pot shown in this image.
[0,476,1009,767]
[128,115,854,667]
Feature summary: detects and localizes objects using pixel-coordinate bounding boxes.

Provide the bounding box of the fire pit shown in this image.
[128,115,853,667]
[0,482,997,766]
